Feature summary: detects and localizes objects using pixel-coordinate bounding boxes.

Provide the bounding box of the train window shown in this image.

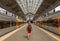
[55,6,60,12]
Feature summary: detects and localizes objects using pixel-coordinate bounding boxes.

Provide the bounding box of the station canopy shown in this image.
[0,0,59,20]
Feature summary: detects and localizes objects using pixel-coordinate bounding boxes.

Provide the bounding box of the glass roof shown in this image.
[16,0,43,14]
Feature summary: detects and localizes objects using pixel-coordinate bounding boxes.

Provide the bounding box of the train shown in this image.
[0,13,24,29]
[34,11,60,35]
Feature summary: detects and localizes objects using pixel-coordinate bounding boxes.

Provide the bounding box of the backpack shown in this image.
[27,25,32,30]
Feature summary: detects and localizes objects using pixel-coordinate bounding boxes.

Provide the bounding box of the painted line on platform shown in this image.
[0,24,28,41]
[33,24,60,41]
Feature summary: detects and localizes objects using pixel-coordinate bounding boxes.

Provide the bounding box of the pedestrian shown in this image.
[27,23,32,40]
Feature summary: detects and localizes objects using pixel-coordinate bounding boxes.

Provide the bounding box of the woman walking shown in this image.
[27,23,32,40]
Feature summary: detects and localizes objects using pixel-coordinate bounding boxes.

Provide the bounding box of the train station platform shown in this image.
[0,24,24,37]
[0,0,60,41]
[0,24,59,41]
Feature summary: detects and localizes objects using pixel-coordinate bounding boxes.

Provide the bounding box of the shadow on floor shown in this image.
[24,35,29,40]
[24,35,28,38]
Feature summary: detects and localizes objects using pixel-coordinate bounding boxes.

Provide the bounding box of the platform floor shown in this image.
[3,24,58,41]
[0,24,23,37]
